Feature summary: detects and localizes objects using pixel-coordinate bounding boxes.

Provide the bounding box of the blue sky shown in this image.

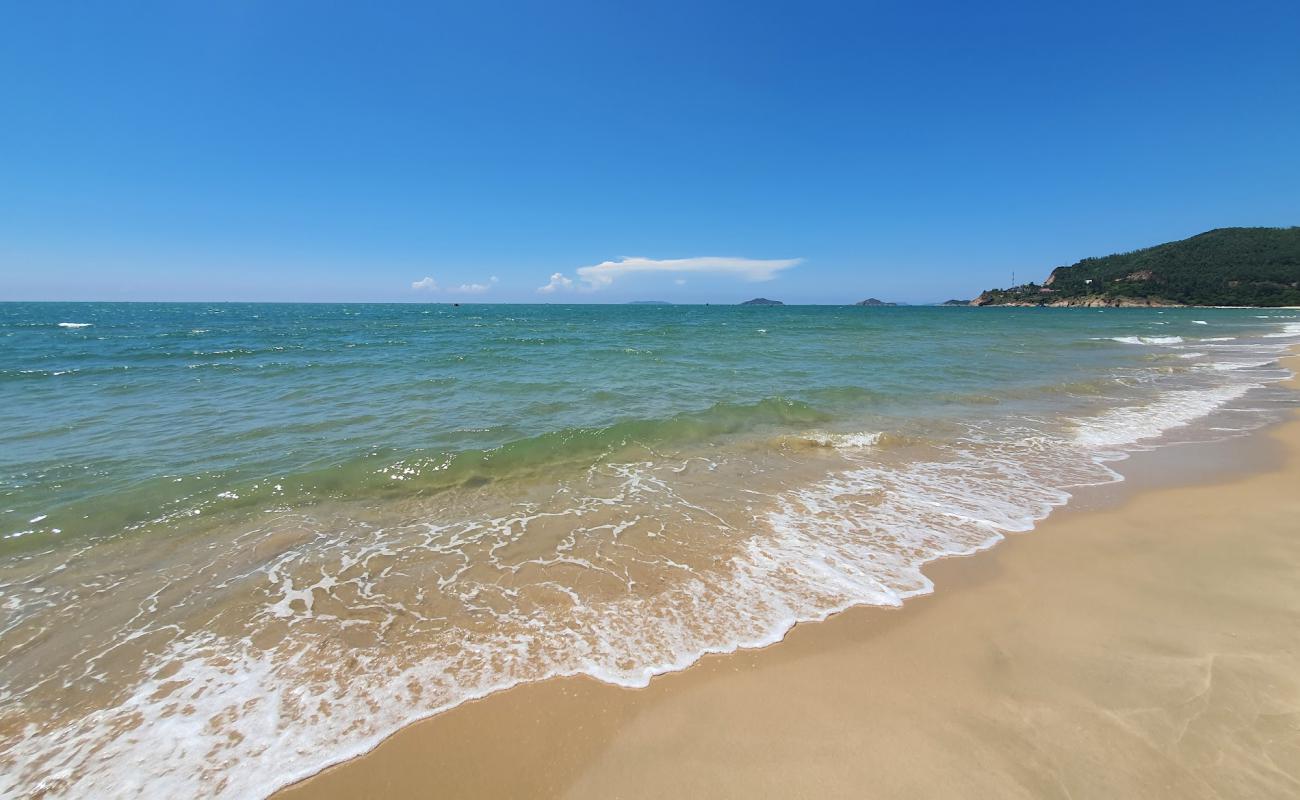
[2,1,1298,304]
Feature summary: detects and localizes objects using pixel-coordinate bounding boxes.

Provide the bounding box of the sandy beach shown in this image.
[278,352,1300,800]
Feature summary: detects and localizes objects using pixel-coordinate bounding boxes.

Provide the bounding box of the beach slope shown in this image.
[279,358,1300,800]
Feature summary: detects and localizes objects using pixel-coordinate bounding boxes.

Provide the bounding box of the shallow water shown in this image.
[1,303,1297,798]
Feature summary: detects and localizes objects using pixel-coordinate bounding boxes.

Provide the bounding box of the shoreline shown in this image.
[10,307,1294,798]
[968,302,1300,309]
[276,351,1300,799]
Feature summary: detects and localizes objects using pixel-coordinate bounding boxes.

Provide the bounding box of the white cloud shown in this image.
[412,275,497,294]
[674,278,687,285]
[574,256,801,289]
[537,272,575,293]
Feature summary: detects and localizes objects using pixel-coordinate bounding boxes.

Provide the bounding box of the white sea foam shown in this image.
[56,322,91,328]
[1071,384,1255,449]
[1262,323,1300,338]
[1201,360,1276,372]
[1107,335,1184,345]
[801,431,884,449]
[1193,320,1208,325]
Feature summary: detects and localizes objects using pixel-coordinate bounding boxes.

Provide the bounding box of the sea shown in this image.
[2,302,1298,798]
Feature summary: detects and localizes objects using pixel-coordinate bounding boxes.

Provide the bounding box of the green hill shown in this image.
[972,227,1300,307]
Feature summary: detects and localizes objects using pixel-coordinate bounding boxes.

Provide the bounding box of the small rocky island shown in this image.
[740,298,784,305]
[854,298,897,306]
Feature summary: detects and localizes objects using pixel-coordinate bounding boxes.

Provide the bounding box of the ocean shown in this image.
[2,302,1298,798]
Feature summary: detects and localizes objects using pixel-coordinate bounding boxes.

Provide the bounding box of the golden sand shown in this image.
[278,355,1300,800]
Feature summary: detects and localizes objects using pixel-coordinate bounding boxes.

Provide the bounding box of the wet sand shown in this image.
[278,354,1300,800]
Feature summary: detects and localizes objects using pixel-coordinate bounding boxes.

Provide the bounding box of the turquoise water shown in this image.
[2,302,1297,798]
[5,302,1290,547]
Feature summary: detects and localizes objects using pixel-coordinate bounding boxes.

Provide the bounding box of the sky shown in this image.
[2,0,1298,304]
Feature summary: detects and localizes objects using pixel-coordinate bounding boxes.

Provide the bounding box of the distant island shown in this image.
[971,227,1300,307]
[740,298,784,305]
[940,299,970,306]
[854,298,897,307]
[628,300,672,305]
